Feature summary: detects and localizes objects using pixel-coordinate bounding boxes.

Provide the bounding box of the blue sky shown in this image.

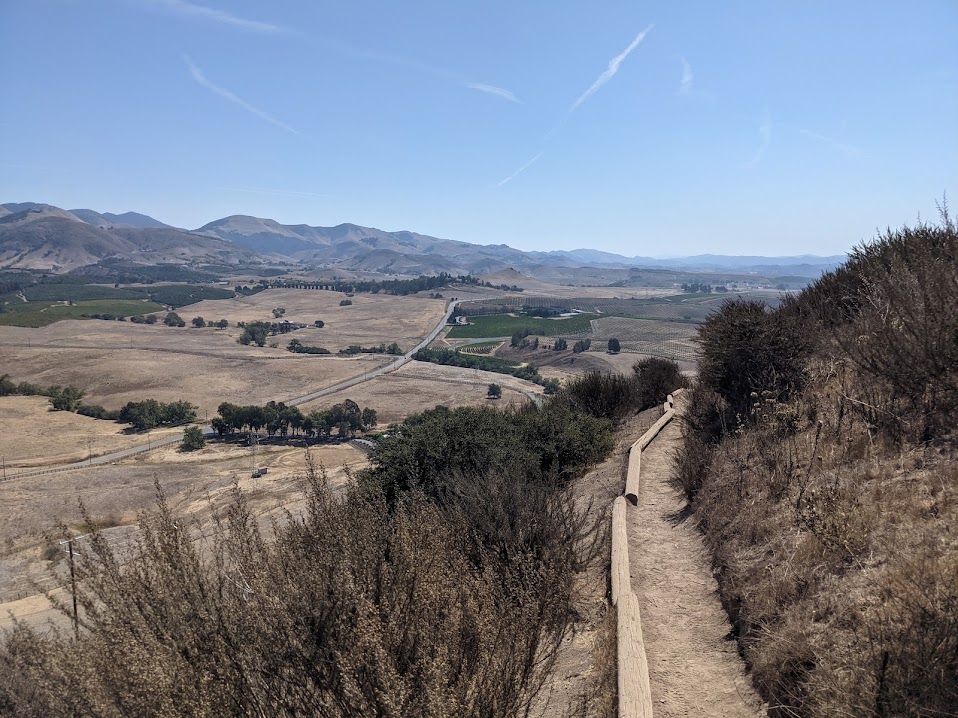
[2,1,956,256]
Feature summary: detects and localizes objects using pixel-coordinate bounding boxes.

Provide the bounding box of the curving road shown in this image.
[4,301,464,480]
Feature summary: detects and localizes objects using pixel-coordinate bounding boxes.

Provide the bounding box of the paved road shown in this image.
[4,301,462,480]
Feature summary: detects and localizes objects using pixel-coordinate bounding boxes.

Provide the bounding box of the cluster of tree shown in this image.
[237,321,307,346]
[272,307,285,318]
[213,399,376,439]
[338,343,402,356]
[234,282,269,296]
[572,339,591,353]
[129,314,158,324]
[553,338,568,350]
[0,375,88,411]
[361,399,612,506]
[339,299,353,306]
[81,313,127,321]
[413,347,543,384]
[286,339,331,354]
[313,320,324,328]
[180,426,206,451]
[191,317,228,328]
[510,328,534,347]
[680,282,728,294]
[164,312,186,327]
[271,273,523,296]
[116,399,197,431]
[523,306,562,317]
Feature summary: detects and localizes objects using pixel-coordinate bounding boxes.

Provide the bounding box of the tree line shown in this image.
[213,399,377,439]
[270,272,523,296]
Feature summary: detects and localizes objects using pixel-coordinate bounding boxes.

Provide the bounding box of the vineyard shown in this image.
[460,296,716,323]
[586,317,698,362]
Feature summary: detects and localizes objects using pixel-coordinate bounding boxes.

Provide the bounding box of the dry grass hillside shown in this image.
[675,211,957,717]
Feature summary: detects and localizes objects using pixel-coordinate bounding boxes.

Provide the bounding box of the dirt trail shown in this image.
[629,419,766,717]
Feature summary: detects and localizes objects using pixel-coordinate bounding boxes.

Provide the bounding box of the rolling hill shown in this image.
[0,201,846,279]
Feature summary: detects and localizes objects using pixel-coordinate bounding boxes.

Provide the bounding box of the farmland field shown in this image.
[0,298,165,327]
[446,312,598,339]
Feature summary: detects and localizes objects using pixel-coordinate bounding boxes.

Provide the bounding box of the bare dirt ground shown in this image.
[629,419,765,717]
[0,396,181,469]
[0,441,367,627]
[531,407,662,718]
[298,360,539,425]
[481,270,677,299]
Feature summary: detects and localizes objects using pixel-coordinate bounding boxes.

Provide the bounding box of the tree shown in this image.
[48,386,85,412]
[487,383,502,399]
[215,319,228,328]
[572,339,591,353]
[361,407,378,430]
[181,426,206,451]
[191,317,205,328]
[314,320,325,328]
[339,299,353,306]
[697,299,809,416]
[164,312,185,328]
[553,338,568,351]
[608,337,621,354]
[145,314,158,325]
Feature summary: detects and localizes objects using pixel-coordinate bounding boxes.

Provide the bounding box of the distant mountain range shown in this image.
[0,202,846,278]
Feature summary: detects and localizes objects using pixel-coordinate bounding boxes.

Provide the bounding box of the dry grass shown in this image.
[299,361,539,424]
[177,287,446,351]
[0,396,181,468]
[0,442,368,616]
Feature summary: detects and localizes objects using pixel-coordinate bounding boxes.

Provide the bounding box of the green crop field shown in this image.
[146,285,235,307]
[22,284,150,302]
[447,313,598,339]
[0,299,165,327]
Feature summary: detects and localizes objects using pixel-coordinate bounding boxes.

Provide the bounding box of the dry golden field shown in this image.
[175,287,446,352]
[298,360,540,425]
[0,440,369,626]
[0,396,181,469]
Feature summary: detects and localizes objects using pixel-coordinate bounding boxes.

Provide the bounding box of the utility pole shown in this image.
[59,535,88,639]
[88,438,92,466]
[2,456,5,481]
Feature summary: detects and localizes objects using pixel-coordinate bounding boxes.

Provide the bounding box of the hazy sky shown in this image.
[2,1,956,256]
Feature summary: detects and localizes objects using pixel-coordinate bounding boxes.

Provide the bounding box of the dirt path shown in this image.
[629,419,766,717]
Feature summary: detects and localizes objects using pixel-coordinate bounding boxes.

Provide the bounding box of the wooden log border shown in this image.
[613,388,684,717]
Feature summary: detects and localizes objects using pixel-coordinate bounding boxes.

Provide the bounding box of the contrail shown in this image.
[184,56,304,137]
[498,152,544,187]
[571,24,653,111]
[149,0,288,34]
[466,83,521,103]
[680,56,693,94]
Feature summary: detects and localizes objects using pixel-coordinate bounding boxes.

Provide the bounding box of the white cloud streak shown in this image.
[571,24,653,111]
[746,108,772,167]
[798,128,864,157]
[184,56,304,137]
[466,83,521,103]
[149,0,287,34]
[498,152,544,187]
[680,56,693,94]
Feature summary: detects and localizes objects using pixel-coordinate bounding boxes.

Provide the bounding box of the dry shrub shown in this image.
[632,357,686,409]
[0,454,598,717]
[560,371,642,422]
